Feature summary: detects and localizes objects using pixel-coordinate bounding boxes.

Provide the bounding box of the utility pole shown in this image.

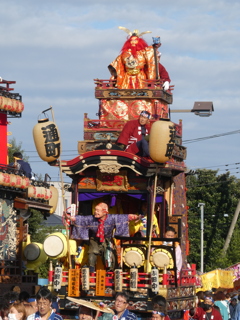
[198,203,205,273]
[223,199,240,254]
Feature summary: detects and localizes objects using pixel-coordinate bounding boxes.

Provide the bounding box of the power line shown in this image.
[183,129,240,144]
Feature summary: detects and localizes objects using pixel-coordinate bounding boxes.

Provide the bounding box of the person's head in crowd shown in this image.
[114,292,129,316]
[204,291,213,298]
[78,306,96,320]
[3,292,19,305]
[202,297,214,312]
[225,293,231,302]
[8,301,26,320]
[231,298,237,306]
[18,292,30,306]
[196,291,205,307]
[36,288,52,318]
[152,295,167,314]
[0,299,9,320]
[151,311,166,320]
[27,297,37,313]
[196,291,205,301]
[214,291,226,301]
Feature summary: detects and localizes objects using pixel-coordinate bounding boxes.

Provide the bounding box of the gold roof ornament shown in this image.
[118,26,152,37]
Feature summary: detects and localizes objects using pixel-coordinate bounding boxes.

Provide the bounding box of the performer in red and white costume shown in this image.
[117,110,151,156]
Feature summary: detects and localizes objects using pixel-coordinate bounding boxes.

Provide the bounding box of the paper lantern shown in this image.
[49,185,58,214]
[2,173,10,186]
[44,187,52,200]
[129,266,138,292]
[15,100,24,113]
[151,267,159,293]
[15,175,23,189]
[149,119,175,163]
[53,264,63,291]
[21,177,30,189]
[35,186,45,199]
[27,185,37,198]
[81,267,90,291]
[33,118,61,163]
[9,174,17,187]
[11,99,18,113]
[114,269,123,292]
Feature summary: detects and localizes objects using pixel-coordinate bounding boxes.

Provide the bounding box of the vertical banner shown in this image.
[53,265,62,291]
[96,270,106,296]
[68,269,80,296]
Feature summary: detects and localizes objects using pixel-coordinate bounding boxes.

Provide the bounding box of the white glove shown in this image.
[163,81,169,91]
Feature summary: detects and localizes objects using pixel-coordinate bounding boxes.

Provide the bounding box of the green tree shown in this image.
[8,137,29,163]
[28,210,64,278]
[186,169,240,271]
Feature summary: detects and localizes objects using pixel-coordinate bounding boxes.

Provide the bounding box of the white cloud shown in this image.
[1,0,240,179]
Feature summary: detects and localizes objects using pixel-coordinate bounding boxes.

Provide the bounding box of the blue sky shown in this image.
[1,0,240,182]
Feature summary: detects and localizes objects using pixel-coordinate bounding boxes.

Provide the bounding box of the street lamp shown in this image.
[198,203,205,273]
[170,102,214,117]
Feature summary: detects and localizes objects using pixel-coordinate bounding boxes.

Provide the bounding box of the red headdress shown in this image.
[118,26,152,57]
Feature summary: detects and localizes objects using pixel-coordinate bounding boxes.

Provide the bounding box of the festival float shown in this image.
[0,79,58,294]
[0,26,212,318]
[31,27,210,319]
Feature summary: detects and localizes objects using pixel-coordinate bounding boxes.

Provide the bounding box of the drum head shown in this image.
[43,234,65,257]
[150,248,174,269]
[123,247,145,268]
[24,243,40,261]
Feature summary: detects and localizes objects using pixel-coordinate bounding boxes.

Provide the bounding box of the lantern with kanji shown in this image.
[149,118,175,163]
[33,118,61,163]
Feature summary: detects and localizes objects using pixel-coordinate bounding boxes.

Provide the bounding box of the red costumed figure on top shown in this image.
[108,26,170,90]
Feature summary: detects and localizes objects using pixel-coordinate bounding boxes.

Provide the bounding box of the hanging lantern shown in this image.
[44,187,52,201]
[151,267,159,293]
[114,269,123,292]
[15,175,23,189]
[6,98,13,111]
[81,267,90,291]
[149,118,175,163]
[21,177,30,189]
[129,265,138,292]
[33,118,61,163]
[49,185,58,214]
[11,99,17,113]
[2,97,9,111]
[0,96,3,109]
[27,185,37,198]
[0,172,7,186]
[9,174,17,187]
[2,173,10,186]
[35,186,45,200]
[15,100,24,113]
